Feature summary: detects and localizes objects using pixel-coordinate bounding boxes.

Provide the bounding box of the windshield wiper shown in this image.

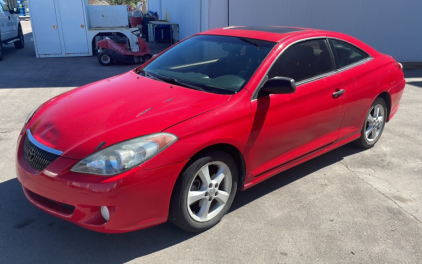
[147,72,207,92]
[240,38,261,50]
[166,78,207,92]
[138,69,166,82]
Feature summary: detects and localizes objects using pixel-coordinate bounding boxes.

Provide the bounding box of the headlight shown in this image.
[71,133,177,176]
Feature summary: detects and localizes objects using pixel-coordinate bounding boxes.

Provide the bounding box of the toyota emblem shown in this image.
[28,148,36,162]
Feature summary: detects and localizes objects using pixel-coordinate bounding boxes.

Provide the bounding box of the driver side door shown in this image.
[250,38,346,177]
[0,0,13,40]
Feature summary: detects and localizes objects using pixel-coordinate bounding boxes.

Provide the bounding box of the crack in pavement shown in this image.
[340,161,422,224]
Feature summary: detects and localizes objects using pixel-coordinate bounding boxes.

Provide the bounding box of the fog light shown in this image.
[101,206,110,221]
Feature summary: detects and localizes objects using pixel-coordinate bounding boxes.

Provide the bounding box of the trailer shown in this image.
[28,0,140,58]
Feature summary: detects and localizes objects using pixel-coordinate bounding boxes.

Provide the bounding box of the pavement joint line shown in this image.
[339,161,422,225]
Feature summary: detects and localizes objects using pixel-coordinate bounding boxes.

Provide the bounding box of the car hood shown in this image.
[28,71,231,159]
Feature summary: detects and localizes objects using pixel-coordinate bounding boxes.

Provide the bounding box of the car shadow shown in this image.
[406,82,422,89]
[0,143,364,263]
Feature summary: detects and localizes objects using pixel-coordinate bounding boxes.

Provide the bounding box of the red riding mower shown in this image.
[97,29,152,66]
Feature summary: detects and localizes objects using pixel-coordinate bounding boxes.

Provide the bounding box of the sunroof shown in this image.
[225,26,304,33]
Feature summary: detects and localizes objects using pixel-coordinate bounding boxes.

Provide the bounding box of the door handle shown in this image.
[332,89,345,98]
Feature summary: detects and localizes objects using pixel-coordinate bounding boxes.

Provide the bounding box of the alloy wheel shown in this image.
[364,104,385,142]
[187,161,232,222]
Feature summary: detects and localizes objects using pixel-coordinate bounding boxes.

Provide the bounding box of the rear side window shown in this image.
[329,39,369,69]
[268,39,334,82]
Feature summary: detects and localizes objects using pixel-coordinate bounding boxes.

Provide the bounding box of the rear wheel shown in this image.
[14,25,25,49]
[169,150,238,232]
[354,97,387,148]
[98,52,113,66]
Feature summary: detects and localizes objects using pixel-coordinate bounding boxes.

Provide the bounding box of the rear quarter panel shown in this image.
[323,32,404,140]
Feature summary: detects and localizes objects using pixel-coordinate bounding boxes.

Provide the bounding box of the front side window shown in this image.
[142,35,276,94]
[329,39,369,69]
[268,39,334,82]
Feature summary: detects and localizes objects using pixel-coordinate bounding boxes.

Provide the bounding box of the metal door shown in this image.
[30,0,62,55]
[0,0,13,40]
[0,6,7,40]
[57,0,88,54]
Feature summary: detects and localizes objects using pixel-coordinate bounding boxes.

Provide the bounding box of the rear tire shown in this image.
[169,150,238,232]
[98,52,113,66]
[354,97,387,149]
[14,25,25,49]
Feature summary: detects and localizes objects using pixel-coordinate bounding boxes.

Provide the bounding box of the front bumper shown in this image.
[16,132,188,233]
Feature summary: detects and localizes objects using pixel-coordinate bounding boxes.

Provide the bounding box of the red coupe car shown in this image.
[16,26,405,233]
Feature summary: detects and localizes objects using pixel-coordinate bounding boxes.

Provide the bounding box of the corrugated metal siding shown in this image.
[229,0,421,62]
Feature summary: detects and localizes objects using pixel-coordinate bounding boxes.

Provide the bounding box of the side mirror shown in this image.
[13,8,20,14]
[261,77,296,95]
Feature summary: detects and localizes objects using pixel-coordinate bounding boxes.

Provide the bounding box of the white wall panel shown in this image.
[89,5,128,28]
[228,0,421,62]
[149,0,201,40]
[209,0,228,30]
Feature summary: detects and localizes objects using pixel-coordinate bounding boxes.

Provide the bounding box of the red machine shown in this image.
[96,29,152,66]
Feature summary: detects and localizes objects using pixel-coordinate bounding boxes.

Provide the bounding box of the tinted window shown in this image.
[143,35,276,93]
[329,39,369,68]
[268,39,334,82]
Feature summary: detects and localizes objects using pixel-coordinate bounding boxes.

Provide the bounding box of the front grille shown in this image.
[23,134,60,171]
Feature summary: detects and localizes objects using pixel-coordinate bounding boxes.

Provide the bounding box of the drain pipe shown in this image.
[228,0,230,27]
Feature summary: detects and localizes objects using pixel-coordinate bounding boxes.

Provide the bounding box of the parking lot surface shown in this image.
[0,22,421,264]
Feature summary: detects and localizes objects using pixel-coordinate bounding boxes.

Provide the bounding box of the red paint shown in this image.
[16,27,405,233]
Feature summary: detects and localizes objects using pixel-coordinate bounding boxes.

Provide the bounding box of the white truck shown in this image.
[0,0,25,61]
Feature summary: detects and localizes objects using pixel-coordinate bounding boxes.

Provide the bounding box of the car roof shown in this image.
[198,26,330,43]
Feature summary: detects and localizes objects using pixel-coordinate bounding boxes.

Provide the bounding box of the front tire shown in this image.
[143,54,152,63]
[354,97,387,149]
[98,52,113,66]
[14,25,25,49]
[169,150,238,232]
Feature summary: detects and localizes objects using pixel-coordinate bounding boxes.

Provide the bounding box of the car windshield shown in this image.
[141,35,276,94]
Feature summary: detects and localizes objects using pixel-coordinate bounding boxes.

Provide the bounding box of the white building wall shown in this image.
[208,0,228,30]
[148,0,201,41]
[228,0,421,62]
[149,0,229,41]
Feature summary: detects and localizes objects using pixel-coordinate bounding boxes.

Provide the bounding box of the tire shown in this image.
[143,54,152,63]
[98,52,113,66]
[354,97,387,149]
[169,150,238,232]
[14,25,25,49]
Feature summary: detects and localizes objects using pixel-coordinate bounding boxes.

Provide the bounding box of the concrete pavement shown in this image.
[0,22,421,264]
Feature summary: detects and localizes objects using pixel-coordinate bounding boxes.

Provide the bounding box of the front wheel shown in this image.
[169,150,238,232]
[14,26,24,49]
[142,54,152,63]
[98,52,113,66]
[354,97,387,149]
